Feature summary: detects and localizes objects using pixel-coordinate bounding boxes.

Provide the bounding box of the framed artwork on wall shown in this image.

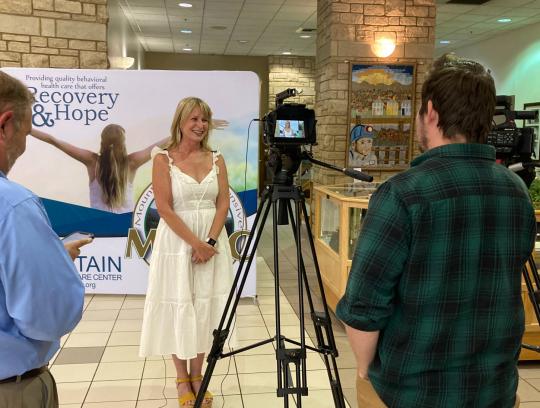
[347,62,416,169]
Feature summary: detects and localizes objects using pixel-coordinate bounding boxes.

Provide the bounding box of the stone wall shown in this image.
[268,56,316,110]
[0,0,108,69]
[314,0,436,185]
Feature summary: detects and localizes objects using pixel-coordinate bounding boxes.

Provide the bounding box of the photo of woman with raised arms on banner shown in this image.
[31,125,168,213]
[31,120,230,214]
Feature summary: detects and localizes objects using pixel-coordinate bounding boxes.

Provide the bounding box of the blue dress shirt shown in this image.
[0,171,84,379]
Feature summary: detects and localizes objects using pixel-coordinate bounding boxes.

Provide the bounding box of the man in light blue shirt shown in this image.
[0,71,91,407]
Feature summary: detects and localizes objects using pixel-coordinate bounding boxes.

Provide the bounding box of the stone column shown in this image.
[0,0,108,69]
[314,0,436,184]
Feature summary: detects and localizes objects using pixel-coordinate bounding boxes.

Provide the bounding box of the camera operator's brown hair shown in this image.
[0,71,34,130]
[419,54,495,144]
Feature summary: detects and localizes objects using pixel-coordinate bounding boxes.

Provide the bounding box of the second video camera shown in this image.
[486,95,537,164]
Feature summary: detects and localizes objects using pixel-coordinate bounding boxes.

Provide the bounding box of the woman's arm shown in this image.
[31,128,96,166]
[152,154,216,263]
[206,155,230,241]
[128,137,170,171]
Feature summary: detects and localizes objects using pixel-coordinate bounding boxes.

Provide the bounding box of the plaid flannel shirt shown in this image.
[336,143,536,408]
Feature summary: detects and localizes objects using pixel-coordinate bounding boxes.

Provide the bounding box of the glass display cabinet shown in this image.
[313,183,378,312]
[314,189,540,361]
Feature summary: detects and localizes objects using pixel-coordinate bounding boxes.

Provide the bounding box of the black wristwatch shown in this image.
[206,237,217,247]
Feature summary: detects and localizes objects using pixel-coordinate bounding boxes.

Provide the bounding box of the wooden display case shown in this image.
[520,210,540,360]
[313,183,376,311]
[314,186,540,361]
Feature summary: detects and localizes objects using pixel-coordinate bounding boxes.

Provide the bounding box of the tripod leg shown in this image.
[299,199,346,408]
[281,336,291,408]
[528,254,540,290]
[194,188,274,408]
[272,194,289,399]
[301,199,346,407]
[284,195,346,408]
[522,256,540,353]
[293,198,307,406]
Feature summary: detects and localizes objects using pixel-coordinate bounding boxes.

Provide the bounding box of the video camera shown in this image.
[486,96,538,186]
[487,95,537,163]
[261,89,316,186]
[263,88,317,147]
[261,88,372,187]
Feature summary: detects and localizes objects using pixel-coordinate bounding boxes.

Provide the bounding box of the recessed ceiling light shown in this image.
[180,29,192,34]
[183,47,192,51]
[497,18,512,23]
[210,26,227,30]
[439,40,451,44]
[238,40,249,44]
[178,2,192,7]
[282,51,292,55]
[300,35,311,39]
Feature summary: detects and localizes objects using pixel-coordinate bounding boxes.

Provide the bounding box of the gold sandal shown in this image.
[190,375,213,408]
[176,378,195,407]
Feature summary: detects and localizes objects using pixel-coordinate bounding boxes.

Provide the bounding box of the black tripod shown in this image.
[522,254,540,353]
[509,161,540,354]
[193,179,347,407]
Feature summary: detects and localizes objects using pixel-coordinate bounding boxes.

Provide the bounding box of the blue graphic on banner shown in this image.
[42,198,131,237]
[237,189,257,217]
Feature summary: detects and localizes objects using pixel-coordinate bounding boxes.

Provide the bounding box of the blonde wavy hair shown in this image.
[167,97,213,151]
[97,124,128,209]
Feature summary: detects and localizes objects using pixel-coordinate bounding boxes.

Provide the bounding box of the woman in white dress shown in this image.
[139,97,234,408]
[282,120,293,137]
[30,125,168,213]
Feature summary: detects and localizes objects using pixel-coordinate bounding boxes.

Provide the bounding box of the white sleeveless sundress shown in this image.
[139,147,235,359]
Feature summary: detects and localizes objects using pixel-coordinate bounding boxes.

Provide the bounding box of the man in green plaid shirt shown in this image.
[336,54,536,408]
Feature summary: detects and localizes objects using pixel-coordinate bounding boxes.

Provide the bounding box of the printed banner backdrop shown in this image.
[3,68,259,296]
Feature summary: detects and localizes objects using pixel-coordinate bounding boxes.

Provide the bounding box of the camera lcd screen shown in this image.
[274,119,305,139]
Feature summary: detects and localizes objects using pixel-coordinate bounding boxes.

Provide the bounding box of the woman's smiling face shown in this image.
[180,107,209,144]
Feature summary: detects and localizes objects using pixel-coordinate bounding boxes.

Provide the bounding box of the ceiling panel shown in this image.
[133,14,169,23]
[504,8,540,17]
[437,4,478,13]
[437,12,461,22]
[235,17,274,25]
[167,16,203,24]
[137,24,171,35]
[467,6,511,15]
[452,14,491,23]
[118,0,540,57]
[240,4,282,12]
[124,0,158,6]
[128,6,166,15]
[166,8,203,18]
[488,0,537,5]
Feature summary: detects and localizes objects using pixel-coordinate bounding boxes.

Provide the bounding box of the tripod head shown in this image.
[266,146,303,186]
[265,145,373,225]
[266,145,374,187]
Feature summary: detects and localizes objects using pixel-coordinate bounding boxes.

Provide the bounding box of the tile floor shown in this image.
[51,216,540,407]
[52,257,351,408]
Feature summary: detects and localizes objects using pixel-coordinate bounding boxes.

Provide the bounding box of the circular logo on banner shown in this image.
[131,183,248,264]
